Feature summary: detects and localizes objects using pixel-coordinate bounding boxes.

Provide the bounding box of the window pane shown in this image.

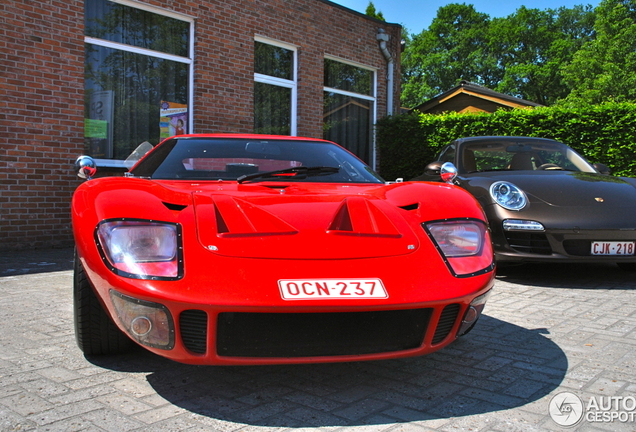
[255,42,293,80]
[323,92,372,163]
[254,82,291,135]
[85,44,189,159]
[85,0,189,57]
[324,58,372,96]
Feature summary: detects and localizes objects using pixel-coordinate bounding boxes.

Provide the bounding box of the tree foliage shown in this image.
[400,2,597,108]
[562,0,636,104]
[365,2,385,21]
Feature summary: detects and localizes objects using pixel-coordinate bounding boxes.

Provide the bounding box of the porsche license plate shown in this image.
[591,241,635,256]
[279,279,388,300]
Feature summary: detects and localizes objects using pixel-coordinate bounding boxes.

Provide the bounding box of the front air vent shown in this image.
[179,310,208,354]
[216,309,432,358]
[163,202,187,211]
[504,231,552,255]
[399,203,419,211]
[432,303,460,344]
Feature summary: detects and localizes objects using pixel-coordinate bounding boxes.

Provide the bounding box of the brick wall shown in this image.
[1,1,85,251]
[0,0,401,251]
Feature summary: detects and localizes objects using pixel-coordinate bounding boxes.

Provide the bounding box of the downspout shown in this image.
[376,29,394,115]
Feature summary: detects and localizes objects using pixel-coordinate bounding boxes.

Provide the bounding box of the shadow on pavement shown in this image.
[86,315,566,427]
[0,247,74,276]
[496,262,636,289]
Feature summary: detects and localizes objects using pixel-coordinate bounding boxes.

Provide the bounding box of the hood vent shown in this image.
[399,203,419,211]
[328,197,402,238]
[163,202,187,211]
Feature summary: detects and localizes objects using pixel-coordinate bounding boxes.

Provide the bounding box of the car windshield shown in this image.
[130,137,385,183]
[457,139,596,173]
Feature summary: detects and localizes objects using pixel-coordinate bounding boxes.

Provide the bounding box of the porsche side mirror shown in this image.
[593,163,611,175]
[75,155,97,180]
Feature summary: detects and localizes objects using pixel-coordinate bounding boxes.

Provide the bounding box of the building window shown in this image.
[323,57,376,166]
[84,0,193,165]
[254,38,297,135]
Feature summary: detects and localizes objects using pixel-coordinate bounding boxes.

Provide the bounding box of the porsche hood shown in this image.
[193,192,421,259]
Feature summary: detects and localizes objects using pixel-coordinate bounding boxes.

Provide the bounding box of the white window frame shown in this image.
[254,36,298,136]
[323,55,378,169]
[85,0,195,168]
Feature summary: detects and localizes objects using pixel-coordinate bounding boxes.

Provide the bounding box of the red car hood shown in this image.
[193,188,420,259]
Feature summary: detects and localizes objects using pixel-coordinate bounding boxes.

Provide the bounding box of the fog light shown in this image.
[458,290,491,336]
[110,291,174,349]
[503,219,544,231]
[131,316,152,336]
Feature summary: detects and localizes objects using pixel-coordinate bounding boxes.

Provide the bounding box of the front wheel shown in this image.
[74,253,132,355]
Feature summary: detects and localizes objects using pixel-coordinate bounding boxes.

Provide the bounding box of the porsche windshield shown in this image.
[459,139,596,173]
[131,138,384,183]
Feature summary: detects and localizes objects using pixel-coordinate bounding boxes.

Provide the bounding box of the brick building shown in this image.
[1,0,401,251]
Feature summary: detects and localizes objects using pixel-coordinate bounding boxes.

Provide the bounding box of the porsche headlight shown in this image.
[490,181,527,211]
[96,219,183,280]
[424,219,495,277]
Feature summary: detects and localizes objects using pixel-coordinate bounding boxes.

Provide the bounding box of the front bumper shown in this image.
[105,286,493,365]
[493,227,636,263]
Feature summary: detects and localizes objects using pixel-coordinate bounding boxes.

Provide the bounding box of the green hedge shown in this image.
[376,102,636,180]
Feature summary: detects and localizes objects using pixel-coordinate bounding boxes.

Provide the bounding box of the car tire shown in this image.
[617,262,636,272]
[74,252,132,355]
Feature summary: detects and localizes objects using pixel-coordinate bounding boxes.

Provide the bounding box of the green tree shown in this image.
[365,2,385,21]
[490,5,595,105]
[562,0,636,104]
[401,3,493,108]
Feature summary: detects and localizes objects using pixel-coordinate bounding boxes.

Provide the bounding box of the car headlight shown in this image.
[96,219,183,280]
[424,219,495,277]
[490,181,527,211]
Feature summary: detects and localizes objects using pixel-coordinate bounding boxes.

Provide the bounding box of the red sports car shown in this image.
[72,134,495,365]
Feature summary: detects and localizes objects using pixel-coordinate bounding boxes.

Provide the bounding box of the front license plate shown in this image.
[279,279,388,300]
[591,241,635,256]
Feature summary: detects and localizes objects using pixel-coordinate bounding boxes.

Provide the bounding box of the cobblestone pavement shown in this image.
[1,248,636,431]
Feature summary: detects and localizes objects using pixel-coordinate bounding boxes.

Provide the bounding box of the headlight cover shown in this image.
[96,219,183,280]
[424,219,495,277]
[490,181,527,211]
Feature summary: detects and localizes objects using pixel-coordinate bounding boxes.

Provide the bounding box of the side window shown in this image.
[438,145,456,163]
[254,39,297,135]
[84,0,193,162]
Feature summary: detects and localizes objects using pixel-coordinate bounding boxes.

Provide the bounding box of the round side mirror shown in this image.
[75,156,97,180]
[440,162,458,184]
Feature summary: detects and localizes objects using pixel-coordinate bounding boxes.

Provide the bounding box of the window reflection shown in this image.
[323,92,371,163]
[254,82,291,135]
[85,0,189,57]
[84,45,188,159]
[324,58,372,96]
[255,42,293,80]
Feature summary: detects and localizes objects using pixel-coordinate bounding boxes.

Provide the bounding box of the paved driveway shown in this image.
[1,248,635,431]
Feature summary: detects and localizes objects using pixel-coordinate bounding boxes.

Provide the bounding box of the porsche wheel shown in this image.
[74,253,132,355]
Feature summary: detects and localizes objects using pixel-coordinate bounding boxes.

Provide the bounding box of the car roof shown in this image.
[168,133,333,144]
[452,136,563,145]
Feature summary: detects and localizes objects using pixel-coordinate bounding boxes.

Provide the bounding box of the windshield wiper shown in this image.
[236,166,340,184]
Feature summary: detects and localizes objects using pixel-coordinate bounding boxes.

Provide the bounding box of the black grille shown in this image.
[504,231,552,255]
[432,303,460,344]
[179,310,208,354]
[216,309,432,358]
[563,240,592,256]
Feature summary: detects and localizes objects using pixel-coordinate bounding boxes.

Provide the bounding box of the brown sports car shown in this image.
[414,136,636,270]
